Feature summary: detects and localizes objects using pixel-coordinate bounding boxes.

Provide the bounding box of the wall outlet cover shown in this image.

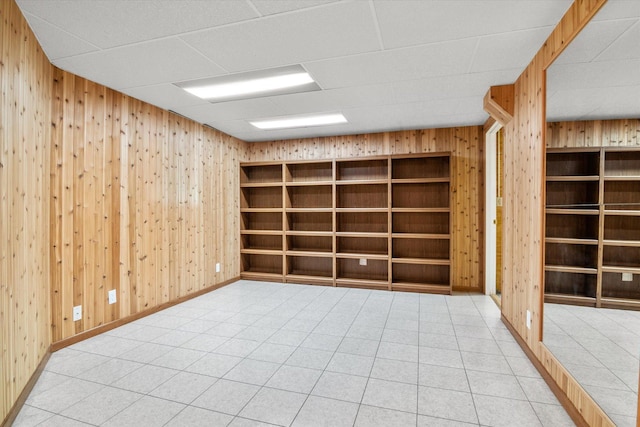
[359,258,367,266]
[526,310,532,329]
[73,305,82,322]
[216,262,221,273]
[622,272,633,282]
[108,289,117,304]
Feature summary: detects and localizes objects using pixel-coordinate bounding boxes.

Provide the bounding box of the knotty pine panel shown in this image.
[50,69,246,343]
[0,0,52,421]
[244,127,483,292]
[547,119,640,148]
[499,0,618,425]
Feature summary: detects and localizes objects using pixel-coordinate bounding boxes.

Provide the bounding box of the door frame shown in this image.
[485,121,502,296]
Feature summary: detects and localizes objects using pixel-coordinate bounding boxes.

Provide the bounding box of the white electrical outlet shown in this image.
[108,289,117,305]
[73,305,82,322]
[216,263,221,273]
[526,310,532,330]
[622,272,633,282]
[359,258,367,266]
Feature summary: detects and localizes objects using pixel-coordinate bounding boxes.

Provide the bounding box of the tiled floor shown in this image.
[544,303,640,427]
[14,281,574,427]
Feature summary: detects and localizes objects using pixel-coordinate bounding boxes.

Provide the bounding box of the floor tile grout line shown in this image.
[17,282,576,427]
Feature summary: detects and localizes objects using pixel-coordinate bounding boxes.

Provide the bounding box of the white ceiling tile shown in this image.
[373,0,572,49]
[305,39,477,89]
[592,0,640,21]
[17,0,259,49]
[250,0,340,16]
[173,98,283,123]
[180,1,380,72]
[469,27,553,73]
[389,69,522,104]
[595,19,640,62]
[121,84,208,111]
[53,38,226,90]
[551,19,635,65]
[21,12,98,60]
[266,84,398,115]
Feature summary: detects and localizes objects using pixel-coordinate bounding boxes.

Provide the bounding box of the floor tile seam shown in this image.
[42,412,101,427]
[448,314,482,426]
[16,404,59,425]
[352,289,396,425]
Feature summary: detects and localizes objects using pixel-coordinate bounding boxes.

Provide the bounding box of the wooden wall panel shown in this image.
[244,127,484,292]
[498,0,622,425]
[50,69,246,343]
[547,119,640,148]
[0,0,52,421]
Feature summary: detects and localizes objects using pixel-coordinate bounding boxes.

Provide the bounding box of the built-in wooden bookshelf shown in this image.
[544,148,640,309]
[240,153,452,294]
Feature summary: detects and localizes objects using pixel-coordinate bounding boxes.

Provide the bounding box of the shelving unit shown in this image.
[240,153,452,294]
[544,148,640,309]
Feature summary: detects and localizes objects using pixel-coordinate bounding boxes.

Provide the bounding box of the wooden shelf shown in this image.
[241,248,282,256]
[241,230,282,235]
[391,207,450,213]
[336,232,387,238]
[286,208,333,213]
[241,182,283,188]
[392,282,450,294]
[392,233,450,239]
[546,175,599,182]
[604,209,640,216]
[544,148,640,307]
[336,207,388,213]
[544,293,596,306]
[285,180,333,187]
[336,278,389,289]
[545,237,598,245]
[604,175,640,181]
[603,239,640,247]
[391,177,449,184]
[545,208,599,215]
[600,298,640,310]
[241,271,283,281]
[336,253,388,260]
[392,257,450,265]
[544,265,598,274]
[336,179,388,185]
[601,265,640,274]
[286,230,332,237]
[287,250,333,257]
[241,153,451,294]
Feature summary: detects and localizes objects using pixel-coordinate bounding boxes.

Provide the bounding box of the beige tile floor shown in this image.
[14,280,575,426]
[544,303,640,427]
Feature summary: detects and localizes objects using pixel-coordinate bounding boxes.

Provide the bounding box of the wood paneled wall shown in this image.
[244,127,484,292]
[547,119,640,148]
[498,0,621,425]
[50,69,245,342]
[0,0,52,421]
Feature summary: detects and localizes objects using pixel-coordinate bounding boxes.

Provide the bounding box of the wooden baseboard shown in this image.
[1,348,51,427]
[51,277,239,352]
[501,315,589,427]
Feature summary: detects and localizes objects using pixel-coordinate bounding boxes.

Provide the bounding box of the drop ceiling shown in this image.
[17,0,629,142]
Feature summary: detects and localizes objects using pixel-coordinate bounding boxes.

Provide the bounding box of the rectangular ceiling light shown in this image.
[175,65,320,103]
[250,112,348,130]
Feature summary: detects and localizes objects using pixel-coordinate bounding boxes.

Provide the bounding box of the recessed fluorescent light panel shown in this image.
[175,65,320,103]
[250,112,348,130]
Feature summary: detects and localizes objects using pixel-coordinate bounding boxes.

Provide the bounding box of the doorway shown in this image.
[485,123,504,304]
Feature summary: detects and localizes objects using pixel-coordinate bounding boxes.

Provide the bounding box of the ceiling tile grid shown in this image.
[21,0,630,142]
